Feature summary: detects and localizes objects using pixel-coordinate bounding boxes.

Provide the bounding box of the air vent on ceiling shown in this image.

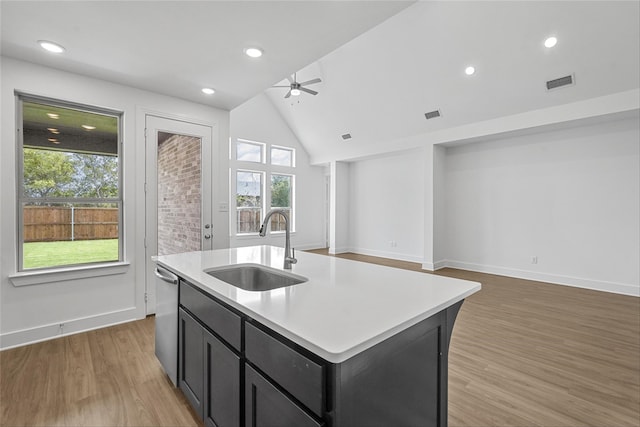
[424,109,441,120]
[546,74,574,90]
[341,133,352,140]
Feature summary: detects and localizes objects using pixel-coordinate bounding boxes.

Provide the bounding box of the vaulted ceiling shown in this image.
[265,1,640,163]
[2,1,639,164]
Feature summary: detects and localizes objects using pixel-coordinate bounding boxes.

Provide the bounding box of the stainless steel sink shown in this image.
[204,264,308,291]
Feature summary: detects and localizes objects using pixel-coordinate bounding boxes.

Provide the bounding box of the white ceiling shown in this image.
[265,1,640,162]
[2,1,639,164]
[0,1,413,110]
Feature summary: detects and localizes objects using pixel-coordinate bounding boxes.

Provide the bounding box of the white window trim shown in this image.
[9,262,130,287]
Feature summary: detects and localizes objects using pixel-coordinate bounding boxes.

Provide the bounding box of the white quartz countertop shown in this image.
[155,245,481,363]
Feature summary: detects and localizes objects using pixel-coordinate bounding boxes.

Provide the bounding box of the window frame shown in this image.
[231,138,296,236]
[15,92,124,273]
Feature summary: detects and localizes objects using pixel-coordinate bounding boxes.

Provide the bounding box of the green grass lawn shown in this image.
[23,239,119,269]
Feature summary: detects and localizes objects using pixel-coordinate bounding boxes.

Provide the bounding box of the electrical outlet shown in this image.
[531,256,538,264]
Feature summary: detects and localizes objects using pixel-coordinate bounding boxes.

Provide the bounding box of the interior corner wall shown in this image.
[432,145,447,268]
[443,114,640,296]
[348,149,425,262]
[0,57,230,349]
[229,93,326,250]
[329,161,350,254]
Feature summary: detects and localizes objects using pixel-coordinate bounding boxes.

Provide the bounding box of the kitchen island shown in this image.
[155,245,480,427]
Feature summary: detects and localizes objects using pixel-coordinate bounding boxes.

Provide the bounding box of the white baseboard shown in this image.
[442,260,639,297]
[294,242,327,251]
[0,307,143,350]
[347,247,424,264]
[423,259,447,271]
[329,246,350,255]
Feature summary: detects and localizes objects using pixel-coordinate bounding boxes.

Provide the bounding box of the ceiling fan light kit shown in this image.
[273,73,322,98]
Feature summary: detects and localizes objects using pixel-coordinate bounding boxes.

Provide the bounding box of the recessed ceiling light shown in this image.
[82,125,96,130]
[544,36,558,48]
[244,47,263,58]
[201,88,215,95]
[38,40,65,53]
[290,89,301,96]
[465,66,476,76]
[47,113,59,119]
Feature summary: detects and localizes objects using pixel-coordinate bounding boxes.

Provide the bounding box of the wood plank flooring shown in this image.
[1,317,202,427]
[2,251,638,426]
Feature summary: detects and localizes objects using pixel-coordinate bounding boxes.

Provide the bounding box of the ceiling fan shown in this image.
[273,73,322,98]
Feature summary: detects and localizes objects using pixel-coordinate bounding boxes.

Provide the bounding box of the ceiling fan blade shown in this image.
[299,78,322,86]
[287,75,295,84]
[272,85,291,88]
[284,90,292,99]
[300,87,318,96]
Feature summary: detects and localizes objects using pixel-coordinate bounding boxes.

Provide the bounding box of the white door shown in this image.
[145,115,213,314]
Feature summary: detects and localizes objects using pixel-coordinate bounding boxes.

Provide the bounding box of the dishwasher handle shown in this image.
[155,266,179,285]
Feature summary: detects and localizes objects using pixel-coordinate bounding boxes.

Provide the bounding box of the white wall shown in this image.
[348,149,425,262]
[229,93,325,250]
[329,161,350,254]
[0,57,230,349]
[443,115,640,295]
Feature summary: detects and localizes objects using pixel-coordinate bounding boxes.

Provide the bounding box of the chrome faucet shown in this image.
[259,209,297,269]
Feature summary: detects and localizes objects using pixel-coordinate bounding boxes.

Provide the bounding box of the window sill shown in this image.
[9,262,130,287]
[233,232,297,239]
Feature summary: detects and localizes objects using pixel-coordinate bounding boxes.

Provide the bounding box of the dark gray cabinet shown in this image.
[178,308,204,417]
[245,365,323,427]
[177,278,464,427]
[179,281,241,427]
[204,328,240,427]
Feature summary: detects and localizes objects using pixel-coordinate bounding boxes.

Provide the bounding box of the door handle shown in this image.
[204,234,211,239]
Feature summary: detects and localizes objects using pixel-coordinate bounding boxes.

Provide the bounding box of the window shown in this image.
[17,94,122,271]
[236,170,263,233]
[236,139,264,163]
[270,174,292,232]
[270,146,294,167]
[232,139,295,235]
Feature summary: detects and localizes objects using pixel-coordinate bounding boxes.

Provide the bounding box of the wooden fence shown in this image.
[236,208,289,234]
[23,206,118,242]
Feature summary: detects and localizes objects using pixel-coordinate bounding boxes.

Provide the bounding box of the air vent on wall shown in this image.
[546,74,574,90]
[341,133,352,140]
[424,110,441,120]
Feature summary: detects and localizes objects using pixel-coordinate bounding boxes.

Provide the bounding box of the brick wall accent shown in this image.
[157,134,202,256]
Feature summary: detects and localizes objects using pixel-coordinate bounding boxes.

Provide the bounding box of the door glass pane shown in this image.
[157,132,202,256]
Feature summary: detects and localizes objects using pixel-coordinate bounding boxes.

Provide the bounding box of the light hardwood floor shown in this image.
[2,251,638,426]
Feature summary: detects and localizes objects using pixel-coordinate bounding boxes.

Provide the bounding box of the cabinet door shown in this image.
[203,329,240,427]
[178,308,204,418]
[245,365,323,427]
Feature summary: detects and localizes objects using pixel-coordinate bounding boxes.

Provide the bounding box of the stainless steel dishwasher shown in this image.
[154,265,179,386]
